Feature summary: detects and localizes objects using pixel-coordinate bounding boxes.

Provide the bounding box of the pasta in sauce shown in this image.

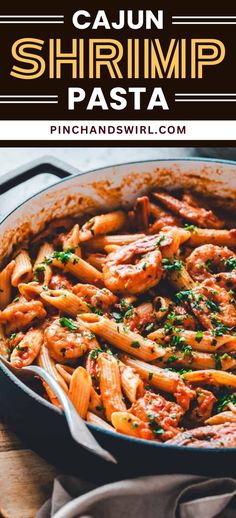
[1,189,236,448]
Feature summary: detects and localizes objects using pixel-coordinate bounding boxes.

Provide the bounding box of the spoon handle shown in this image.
[24,365,117,464]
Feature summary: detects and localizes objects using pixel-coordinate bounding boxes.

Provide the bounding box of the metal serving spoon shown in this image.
[0,357,117,464]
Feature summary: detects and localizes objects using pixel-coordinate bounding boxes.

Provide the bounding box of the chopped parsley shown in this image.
[155,235,166,247]
[124,306,134,319]
[184,224,197,232]
[111,311,124,323]
[45,248,76,265]
[216,390,236,413]
[169,334,185,348]
[87,304,103,316]
[195,330,203,343]
[145,323,155,333]
[148,420,164,436]
[205,299,220,313]
[211,318,229,336]
[90,347,103,360]
[35,265,46,273]
[162,258,182,272]
[15,345,24,351]
[175,289,193,303]
[225,256,236,271]
[166,354,178,364]
[59,317,78,331]
[182,346,193,359]
[131,341,141,349]
[222,353,229,360]
[212,353,222,370]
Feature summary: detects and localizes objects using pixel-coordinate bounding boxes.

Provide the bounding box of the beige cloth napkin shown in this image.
[36,474,236,518]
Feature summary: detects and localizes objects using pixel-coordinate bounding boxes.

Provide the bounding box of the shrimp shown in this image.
[44,317,99,364]
[167,422,236,447]
[0,299,46,334]
[153,191,224,229]
[189,278,236,329]
[72,283,118,311]
[130,391,184,441]
[214,271,236,293]
[188,388,216,424]
[103,234,164,294]
[186,244,236,282]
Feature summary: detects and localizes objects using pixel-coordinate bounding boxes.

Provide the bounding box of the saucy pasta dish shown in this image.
[1,189,236,448]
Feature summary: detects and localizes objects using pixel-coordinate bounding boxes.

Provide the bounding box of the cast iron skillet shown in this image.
[0,157,236,482]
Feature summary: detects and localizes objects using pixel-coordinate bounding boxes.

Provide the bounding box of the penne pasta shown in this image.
[153,296,171,321]
[121,355,183,394]
[18,282,44,300]
[160,227,191,259]
[85,253,106,271]
[86,411,115,431]
[84,233,146,251]
[205,411,236,425]
[148,328,236,353]
[62,224,81,257]
[79,211,126,242]
[188,228,236,248]
[98,353,126,421]
[40,289,91,316]
[184,369,236,389]
[11,250,33,287]
[37,344,68,393]
[111,411,153,440]
[55,363,73,385]
[33,242,54,285]
[0,260,15,309]
[156,348,236,371]
[166,265,196,290]
[47,252,103,286]
[88,386,104,415]
[10,327,43,368]
[104,244,121,253]
[69,366,92,418]
[119,362,144,403]
[80,314,165,361]
[135,301,153,318]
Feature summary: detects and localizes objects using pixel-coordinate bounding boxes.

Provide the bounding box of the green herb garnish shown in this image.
[59,317,78,331]
[131,341,141,349]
